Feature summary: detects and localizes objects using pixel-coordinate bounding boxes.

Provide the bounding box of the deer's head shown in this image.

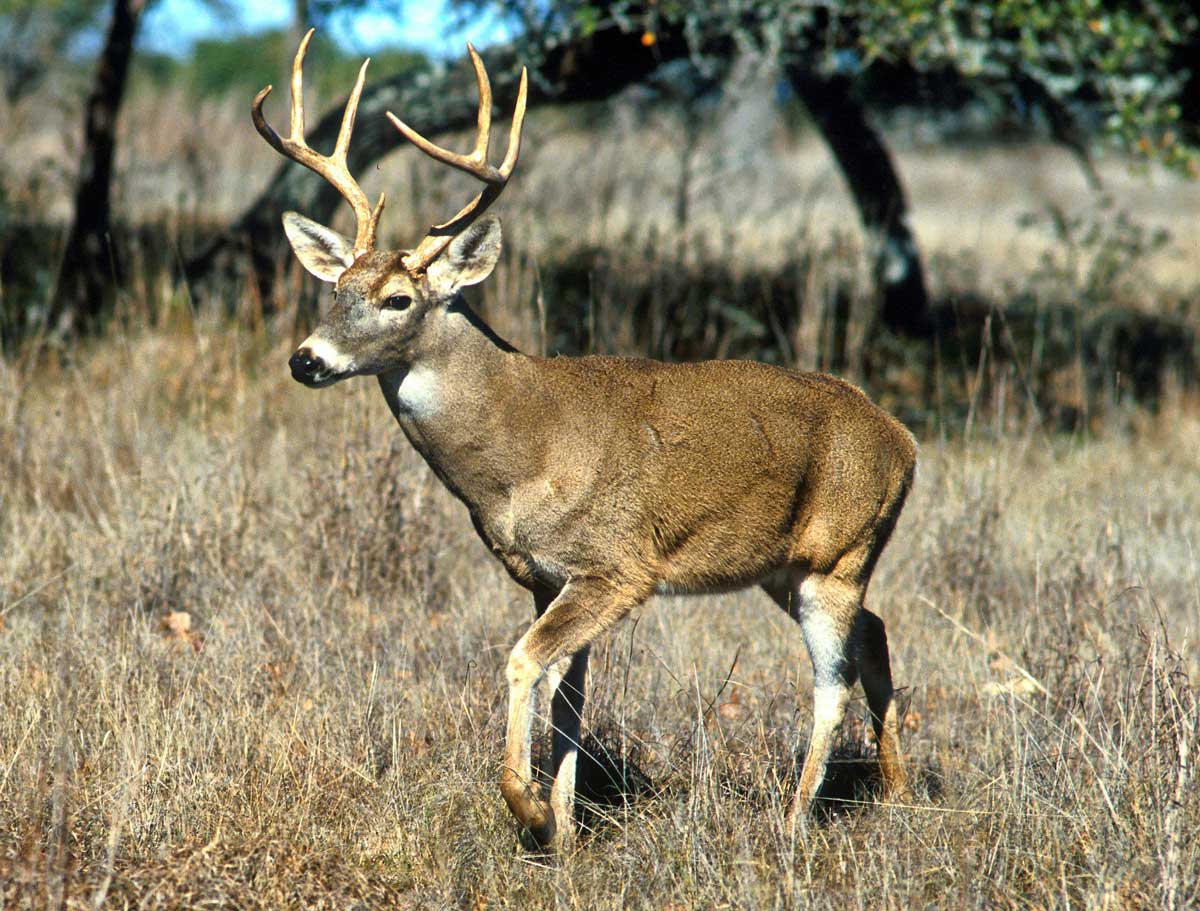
[253,31,527,387]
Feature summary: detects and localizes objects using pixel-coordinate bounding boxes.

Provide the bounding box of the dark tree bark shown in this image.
[185,23,697,304]
[787,68,932,336]
[52,0,145,334]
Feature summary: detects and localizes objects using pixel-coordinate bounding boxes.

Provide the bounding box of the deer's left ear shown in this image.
[427,215,502,295]
[283,211,356,283]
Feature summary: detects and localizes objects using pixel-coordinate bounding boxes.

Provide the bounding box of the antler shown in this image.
[387,45,528,273]
[252,29,385,258]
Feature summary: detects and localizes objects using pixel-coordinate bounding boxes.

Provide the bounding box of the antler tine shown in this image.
[499,66,528,179]
[388,49,529,273]
[288,28,312,141]
[467,44,494,165]
[386,45,506,184]
[333,55,368,161]
[251,28,384,257]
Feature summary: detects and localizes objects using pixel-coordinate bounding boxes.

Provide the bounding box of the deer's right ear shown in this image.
[283,211,356,283]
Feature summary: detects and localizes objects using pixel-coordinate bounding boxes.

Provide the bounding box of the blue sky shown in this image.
[140,0,510,57]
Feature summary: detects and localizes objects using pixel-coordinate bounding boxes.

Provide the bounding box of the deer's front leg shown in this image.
[547,646,589,849]
[501,577,644,851]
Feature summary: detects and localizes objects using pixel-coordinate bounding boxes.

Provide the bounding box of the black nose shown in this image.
[289,348,324,382]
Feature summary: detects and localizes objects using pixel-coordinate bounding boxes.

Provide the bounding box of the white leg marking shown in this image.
[506,644,545,775]
[799,612,846,686]
[544,655,569,702]
[811,684,848,729]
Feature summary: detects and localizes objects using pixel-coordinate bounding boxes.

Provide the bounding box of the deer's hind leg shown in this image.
[782,573,863,820]
[544,646,589,849]
[858,608,912,802]
[763,567,910,817]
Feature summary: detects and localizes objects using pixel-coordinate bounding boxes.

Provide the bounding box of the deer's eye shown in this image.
[382,294,412,311]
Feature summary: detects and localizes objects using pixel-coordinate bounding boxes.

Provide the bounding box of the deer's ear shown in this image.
[427,215,502,295]
[283,211,356,283]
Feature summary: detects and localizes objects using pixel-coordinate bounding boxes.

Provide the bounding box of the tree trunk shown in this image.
[787,68,932,336]
[52,0,145,334]
[185,23,697,305]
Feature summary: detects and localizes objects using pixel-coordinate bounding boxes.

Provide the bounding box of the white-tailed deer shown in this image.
[255,31,917,852]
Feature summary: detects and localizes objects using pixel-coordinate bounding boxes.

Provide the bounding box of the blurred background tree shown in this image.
[464,0,1198,173]
[0,0,108,102]
[51,0,149,334]
[197,0,1198,336]
[441,0,1198,334]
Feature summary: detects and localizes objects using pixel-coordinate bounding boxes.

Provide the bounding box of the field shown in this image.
[2,75,1200,909]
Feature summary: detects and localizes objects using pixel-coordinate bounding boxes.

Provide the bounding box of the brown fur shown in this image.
[283,214,916,851]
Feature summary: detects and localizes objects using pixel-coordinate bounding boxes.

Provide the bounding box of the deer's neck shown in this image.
[376,300,538,512]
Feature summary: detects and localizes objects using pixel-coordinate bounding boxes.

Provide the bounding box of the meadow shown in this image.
[1,73,1199,909]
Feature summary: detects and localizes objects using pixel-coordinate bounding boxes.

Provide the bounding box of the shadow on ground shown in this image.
[810,743,944,821]
[533,724,943,843]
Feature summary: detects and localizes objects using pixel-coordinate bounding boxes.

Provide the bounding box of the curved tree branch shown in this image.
[1011,68,1102,190]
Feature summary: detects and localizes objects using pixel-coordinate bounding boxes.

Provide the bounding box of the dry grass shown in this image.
[0,302,1197,908]
[2,57,1199,910]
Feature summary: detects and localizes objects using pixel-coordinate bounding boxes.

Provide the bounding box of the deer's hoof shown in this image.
[501,773,557,850]
[525,811,557,851]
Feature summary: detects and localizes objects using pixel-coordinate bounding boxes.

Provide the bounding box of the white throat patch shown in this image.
[391,366,441,418]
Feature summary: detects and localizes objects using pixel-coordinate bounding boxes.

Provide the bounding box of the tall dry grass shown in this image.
[0,297,1197,908]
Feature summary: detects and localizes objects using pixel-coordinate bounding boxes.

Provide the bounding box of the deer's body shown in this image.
[254,33,917,853]
[379,306,914,601]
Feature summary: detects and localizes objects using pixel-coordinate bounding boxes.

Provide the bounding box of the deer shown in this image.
[253,30,917,853]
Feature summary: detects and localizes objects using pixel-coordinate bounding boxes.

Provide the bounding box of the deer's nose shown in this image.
[289,348,324,382]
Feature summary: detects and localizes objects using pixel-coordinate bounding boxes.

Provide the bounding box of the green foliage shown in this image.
[457,0,1200,174]
[132,49,182,85]
[305,0,406,31]
[852,0,1198,173]
[186,30,296,99]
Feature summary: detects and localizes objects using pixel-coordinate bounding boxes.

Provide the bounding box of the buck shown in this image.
[254,31,917,852]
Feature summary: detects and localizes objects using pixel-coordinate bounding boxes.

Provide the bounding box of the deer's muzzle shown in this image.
[288,348,320,382]
[288,347,347,387]
[289,335,358,387]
